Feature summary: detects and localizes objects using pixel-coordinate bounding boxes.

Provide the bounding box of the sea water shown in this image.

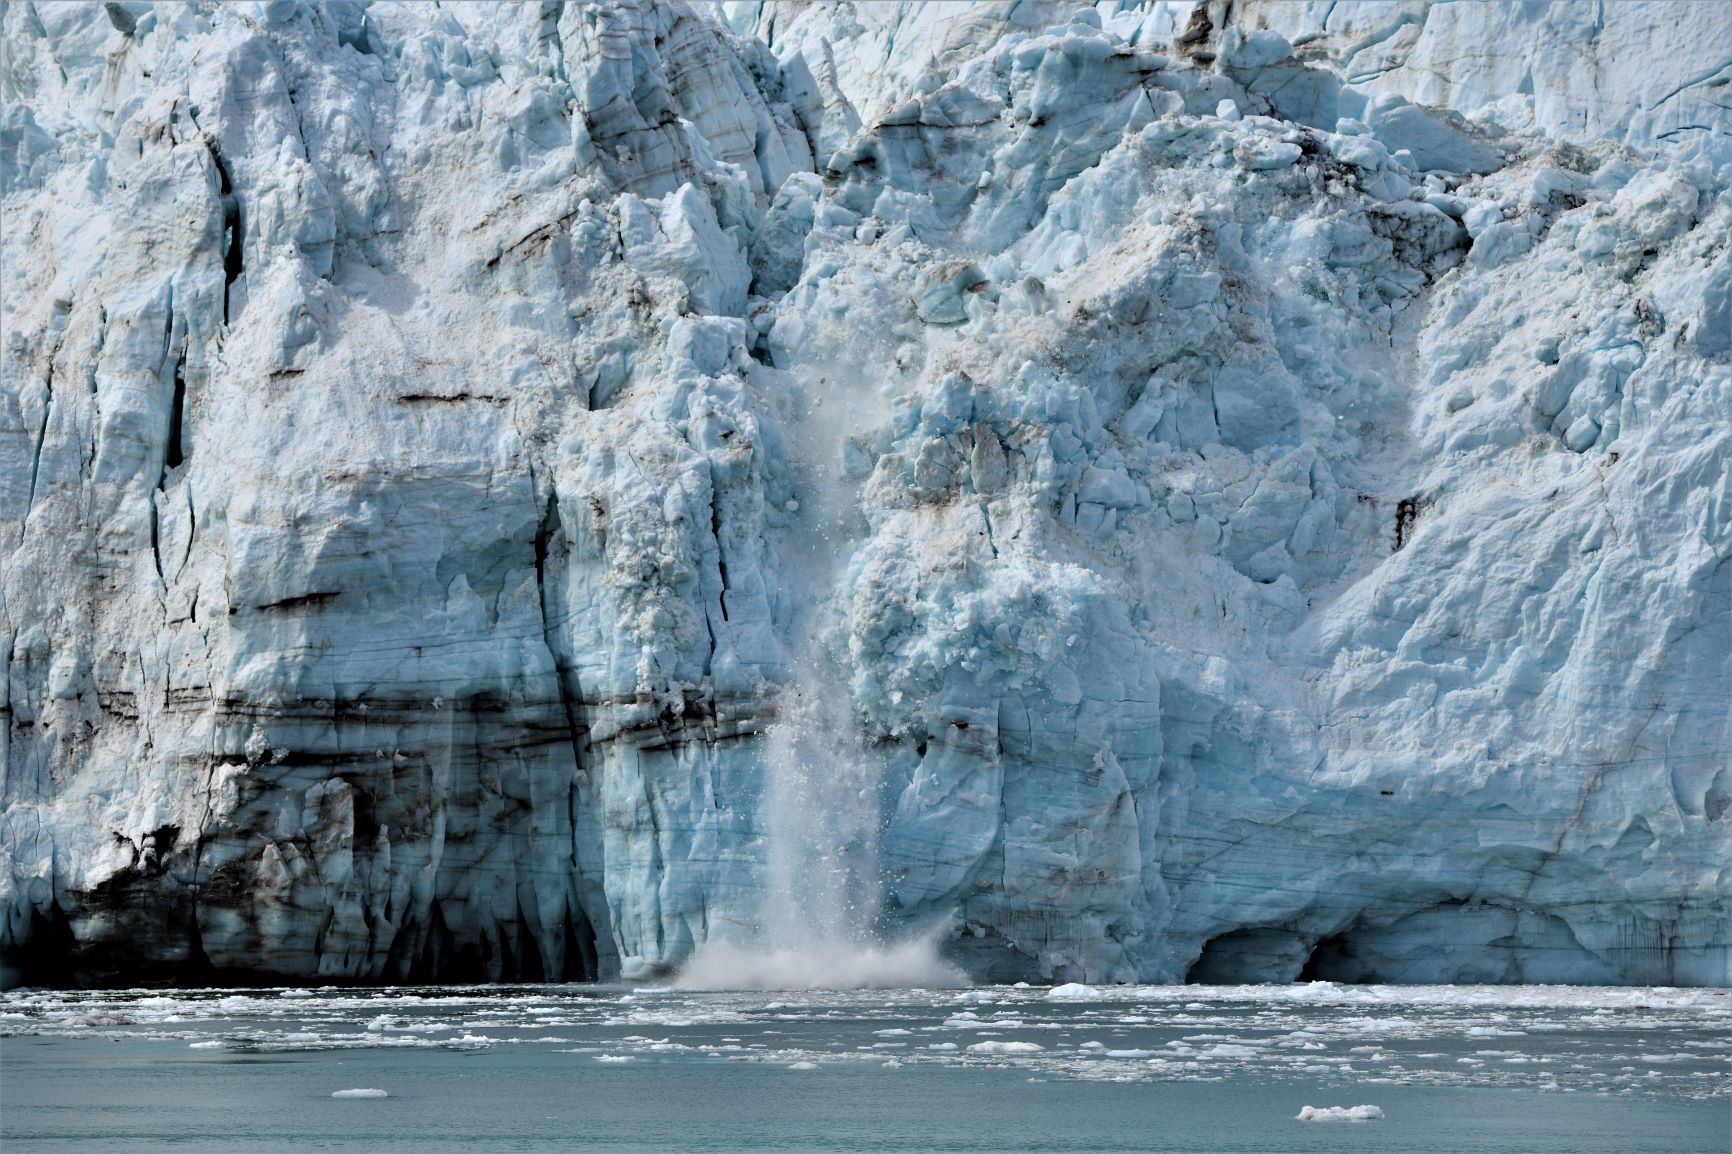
[1,983,1725,1152]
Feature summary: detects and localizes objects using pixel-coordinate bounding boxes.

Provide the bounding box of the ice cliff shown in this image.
[2,0,1727,988]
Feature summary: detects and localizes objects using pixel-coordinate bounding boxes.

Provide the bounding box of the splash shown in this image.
[674,935,963,991]
[675,371,961,992]
[674,681,965,991]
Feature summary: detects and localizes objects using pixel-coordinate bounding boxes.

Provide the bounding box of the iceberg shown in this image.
[1297,1104,1384,1122]
[0,1,1726,989]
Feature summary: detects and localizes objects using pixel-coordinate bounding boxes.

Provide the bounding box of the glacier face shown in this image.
[0,0,1727,988]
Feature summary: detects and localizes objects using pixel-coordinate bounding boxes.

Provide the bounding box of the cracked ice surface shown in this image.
[0,0,1728,987]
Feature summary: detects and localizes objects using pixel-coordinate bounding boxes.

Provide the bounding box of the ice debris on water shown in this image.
[331,1089,388,1099]
[1,983,1725,1101]
[1297,1105,1384,1122]
[1045,985,1103,1002]
[968,1041,1044,1055]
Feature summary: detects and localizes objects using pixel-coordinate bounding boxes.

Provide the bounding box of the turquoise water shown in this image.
[2,984,1725,1152]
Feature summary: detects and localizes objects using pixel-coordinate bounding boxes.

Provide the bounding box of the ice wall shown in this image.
[1,0,1727,987]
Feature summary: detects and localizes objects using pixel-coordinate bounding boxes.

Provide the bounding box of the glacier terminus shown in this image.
[0,0,1728,990]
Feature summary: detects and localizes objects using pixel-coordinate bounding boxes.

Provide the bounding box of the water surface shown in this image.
[3,983,1724,1152]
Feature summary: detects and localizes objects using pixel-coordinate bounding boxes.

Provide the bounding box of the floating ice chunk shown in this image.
[1297,1105,1384,1121]
[1044,984,1102,1001]
[280,990,314,999]
[332,1089,388,1099]
[787,1060,818,1070]
[593,1054,634,1063]
[967,1041,1044,1055]
[188,1040,225,1049]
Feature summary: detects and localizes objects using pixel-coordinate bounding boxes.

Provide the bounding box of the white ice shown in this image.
[1296,1104,1384,1121]
[0,0,1725,990]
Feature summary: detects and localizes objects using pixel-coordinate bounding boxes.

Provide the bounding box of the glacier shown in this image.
[0,0,1727,989]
